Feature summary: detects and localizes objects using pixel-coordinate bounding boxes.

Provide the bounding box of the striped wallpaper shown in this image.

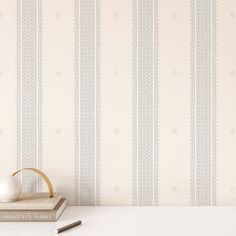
[0,0,236,206]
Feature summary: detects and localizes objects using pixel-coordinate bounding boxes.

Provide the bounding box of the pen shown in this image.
[55,220,82,234]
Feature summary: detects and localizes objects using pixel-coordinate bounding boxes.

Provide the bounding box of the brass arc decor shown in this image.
[12,168,54,198]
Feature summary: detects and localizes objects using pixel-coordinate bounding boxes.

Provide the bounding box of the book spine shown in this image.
[0,212,55,222]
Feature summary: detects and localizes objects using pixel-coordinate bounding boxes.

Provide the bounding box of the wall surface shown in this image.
[0,0,235,206]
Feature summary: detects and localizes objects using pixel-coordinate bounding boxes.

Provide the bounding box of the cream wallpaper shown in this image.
[0,0,235,206]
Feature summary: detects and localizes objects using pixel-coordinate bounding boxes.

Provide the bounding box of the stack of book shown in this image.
[0,193,66,222]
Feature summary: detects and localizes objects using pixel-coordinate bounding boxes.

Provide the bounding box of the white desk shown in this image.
[0,206,236,236]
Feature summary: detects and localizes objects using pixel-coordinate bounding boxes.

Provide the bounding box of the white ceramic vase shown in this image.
[0,176,22,202]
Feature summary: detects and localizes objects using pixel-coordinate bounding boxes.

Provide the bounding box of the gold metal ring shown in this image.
[12,168,54,198]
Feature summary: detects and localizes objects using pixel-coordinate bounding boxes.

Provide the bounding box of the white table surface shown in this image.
[1,206,236,236]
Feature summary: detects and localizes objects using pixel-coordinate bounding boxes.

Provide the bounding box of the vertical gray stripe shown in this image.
[75,0,100,206]
[212,0,216,206]
[95,0,101,206]
[79,0,95,205]
[195,0,215,205]
[191,0,196,206]
[137,0,153,205]
[37,0,42,192]
[74,0,79,206]
[17,0,41,192]
[132,0,137,206]
[17,0,22,174]
[153,0,159,206]
[134,0,157,206]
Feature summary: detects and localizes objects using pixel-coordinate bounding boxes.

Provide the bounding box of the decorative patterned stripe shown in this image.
[75,0,100,206]
[37,0,43,192]
[191,0,196,206]
[137,0,153,205]
[95,0,101,206]
[153,0,159,206]
[17,0,22,175]
[132,0,137,206]
[194,0,215,205]
[74,0,79,206]
[134,0,158,206]
[211,0,216,206]
[17,0,41,192]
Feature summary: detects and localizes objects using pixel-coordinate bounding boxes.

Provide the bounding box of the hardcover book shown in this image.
[0,193,62,210]
[0,198,66,222]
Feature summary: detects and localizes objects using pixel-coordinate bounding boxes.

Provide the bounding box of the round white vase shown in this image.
[0,176,22,202]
